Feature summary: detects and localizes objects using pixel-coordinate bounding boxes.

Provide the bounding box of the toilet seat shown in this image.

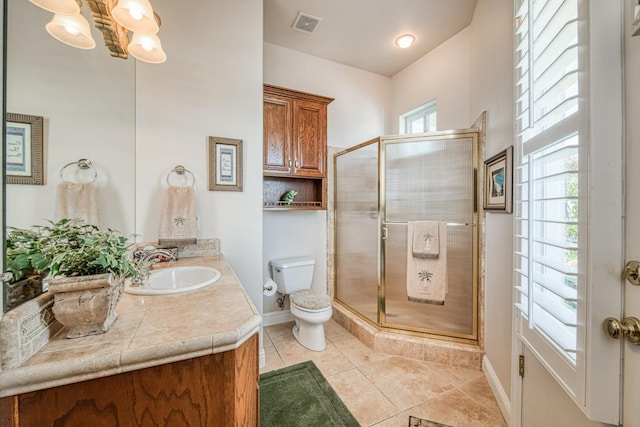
[290,289,331,311]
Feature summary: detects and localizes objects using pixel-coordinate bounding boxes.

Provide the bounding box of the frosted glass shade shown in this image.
[45,13,96,50]
[128,32,166,63]
[112,0,159,34]
[29,0,80,15]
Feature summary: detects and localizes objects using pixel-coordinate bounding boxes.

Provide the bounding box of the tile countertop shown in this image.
[0,255,262,398]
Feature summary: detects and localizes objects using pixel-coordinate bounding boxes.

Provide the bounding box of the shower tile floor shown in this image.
[262,320,507,427]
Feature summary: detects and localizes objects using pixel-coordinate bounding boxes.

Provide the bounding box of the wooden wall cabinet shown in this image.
[263,85,333,210]
[0,334,259,427]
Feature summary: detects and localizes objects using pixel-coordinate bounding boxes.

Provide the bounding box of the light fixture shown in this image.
[29,0,80,15]
[111,0,159,34]
[45,12,96,50]
[128,32,166,63]
[29,0,166,64]
[394,33,416,49]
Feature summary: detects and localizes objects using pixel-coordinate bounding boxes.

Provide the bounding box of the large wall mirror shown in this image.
[4,0,136,310]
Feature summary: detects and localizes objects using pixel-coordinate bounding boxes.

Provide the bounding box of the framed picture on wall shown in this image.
[208,136,243,191]
[6,113,44,185]
[483,146,513,213]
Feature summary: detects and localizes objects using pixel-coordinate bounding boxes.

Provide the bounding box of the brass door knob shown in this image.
[604,317,640,344]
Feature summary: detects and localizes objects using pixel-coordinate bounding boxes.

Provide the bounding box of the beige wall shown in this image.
[135,0,265,311]
[469,0,515,399]
[390,28,472,133]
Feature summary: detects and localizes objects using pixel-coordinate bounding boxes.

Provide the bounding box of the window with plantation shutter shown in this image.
[513,0,623,423]
[515,0,579,366]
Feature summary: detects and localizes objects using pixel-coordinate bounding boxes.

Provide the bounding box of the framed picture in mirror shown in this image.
[208,136,243,191]
[483,146,513,213]
[6,113,44,185]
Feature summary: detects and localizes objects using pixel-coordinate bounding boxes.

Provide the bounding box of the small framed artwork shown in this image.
[483,146,513,213]
[6,113,44,185]
[208,136,243,191]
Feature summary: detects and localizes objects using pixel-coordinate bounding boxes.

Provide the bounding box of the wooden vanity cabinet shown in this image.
[0,334,259,427]
[263,85,333,209]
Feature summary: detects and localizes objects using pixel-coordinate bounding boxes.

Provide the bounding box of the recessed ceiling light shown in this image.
[394,34,416,49]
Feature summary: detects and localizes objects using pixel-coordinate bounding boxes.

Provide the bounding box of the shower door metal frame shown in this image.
[333,128,480,344]
[379,129,479,343]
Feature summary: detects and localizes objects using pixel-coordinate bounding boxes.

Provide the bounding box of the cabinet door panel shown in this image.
[264,96,292,175]
[293,99,326,178]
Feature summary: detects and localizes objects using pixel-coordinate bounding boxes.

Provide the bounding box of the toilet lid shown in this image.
[290,289,331,310]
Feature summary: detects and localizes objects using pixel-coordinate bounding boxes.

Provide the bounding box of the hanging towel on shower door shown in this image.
[412,220,440,258]
[158,185,197,246]
[55,181,100,227]
[406,221,447,305]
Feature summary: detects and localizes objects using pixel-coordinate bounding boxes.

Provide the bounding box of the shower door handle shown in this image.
[382,227,388,240]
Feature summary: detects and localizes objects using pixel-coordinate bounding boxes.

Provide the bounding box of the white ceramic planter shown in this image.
[48,273,123,338]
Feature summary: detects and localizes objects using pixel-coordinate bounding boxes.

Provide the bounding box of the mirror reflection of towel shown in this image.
[55,181,100,227]
[406,221,447,305]
[158,186,197,246]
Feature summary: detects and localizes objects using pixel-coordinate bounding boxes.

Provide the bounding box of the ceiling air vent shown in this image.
[292,11,323,35]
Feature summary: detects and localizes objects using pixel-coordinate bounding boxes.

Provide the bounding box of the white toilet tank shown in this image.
[270,257,315,295]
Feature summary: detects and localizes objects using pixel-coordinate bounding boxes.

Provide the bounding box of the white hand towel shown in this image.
[412,220,440,258]
[55,181,100,227]
[406,221,447,305]
[158,186,197,246]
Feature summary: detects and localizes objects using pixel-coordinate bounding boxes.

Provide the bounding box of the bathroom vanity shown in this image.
[0,256,261,426]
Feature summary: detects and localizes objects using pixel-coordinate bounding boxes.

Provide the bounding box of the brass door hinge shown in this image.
[519,355,525,377]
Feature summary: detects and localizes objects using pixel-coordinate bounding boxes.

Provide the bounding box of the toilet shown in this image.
[270,257,332,351]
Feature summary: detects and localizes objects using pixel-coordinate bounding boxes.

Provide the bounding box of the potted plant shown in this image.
[11,219,137,338]
[5,226,51,310]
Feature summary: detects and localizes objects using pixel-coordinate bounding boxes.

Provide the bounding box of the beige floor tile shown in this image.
[262,331,276,353]
[407,389,507,427]
[326,368,400,427]
[421,360,486,388]
[459,376,505,419]
[330,334,391,367]
[277,340,356,376]
[324,318,351,339]
[264,321,295,347]
[261,321,506,427]
[359,356,456,411]
[260,351,285,374]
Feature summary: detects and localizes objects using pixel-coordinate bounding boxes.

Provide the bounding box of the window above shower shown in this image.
[399,100,437,134]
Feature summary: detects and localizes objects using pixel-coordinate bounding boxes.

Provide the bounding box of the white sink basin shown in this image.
[125,266,221,295]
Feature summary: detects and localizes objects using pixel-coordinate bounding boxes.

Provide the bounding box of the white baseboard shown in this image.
[483,355,511,425]
[262,310,294,326]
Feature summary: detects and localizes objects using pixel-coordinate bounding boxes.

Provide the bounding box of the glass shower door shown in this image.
[334,139,380,324]
[381,132,478,340]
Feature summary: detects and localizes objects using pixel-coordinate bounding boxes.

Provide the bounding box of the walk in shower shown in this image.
[334,129,479,343]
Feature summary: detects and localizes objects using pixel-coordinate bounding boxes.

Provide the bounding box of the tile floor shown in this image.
[262,320,507,427]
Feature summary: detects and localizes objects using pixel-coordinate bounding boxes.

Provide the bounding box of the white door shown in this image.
[622,1,640,424]
[517,2,640,426]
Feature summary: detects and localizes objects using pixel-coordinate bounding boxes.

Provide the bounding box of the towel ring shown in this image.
[166,165,196,187]
[59,158,98,183]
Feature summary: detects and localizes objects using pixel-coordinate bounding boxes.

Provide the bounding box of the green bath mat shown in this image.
[260,361,359,427]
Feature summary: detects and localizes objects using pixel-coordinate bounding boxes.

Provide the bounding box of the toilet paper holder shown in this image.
[263,278,278,296]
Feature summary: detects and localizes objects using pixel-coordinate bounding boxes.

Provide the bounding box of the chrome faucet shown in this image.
[130,246,178,287]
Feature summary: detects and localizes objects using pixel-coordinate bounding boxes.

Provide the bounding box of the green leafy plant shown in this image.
[6,219,136,282]
[6,226,51,283]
